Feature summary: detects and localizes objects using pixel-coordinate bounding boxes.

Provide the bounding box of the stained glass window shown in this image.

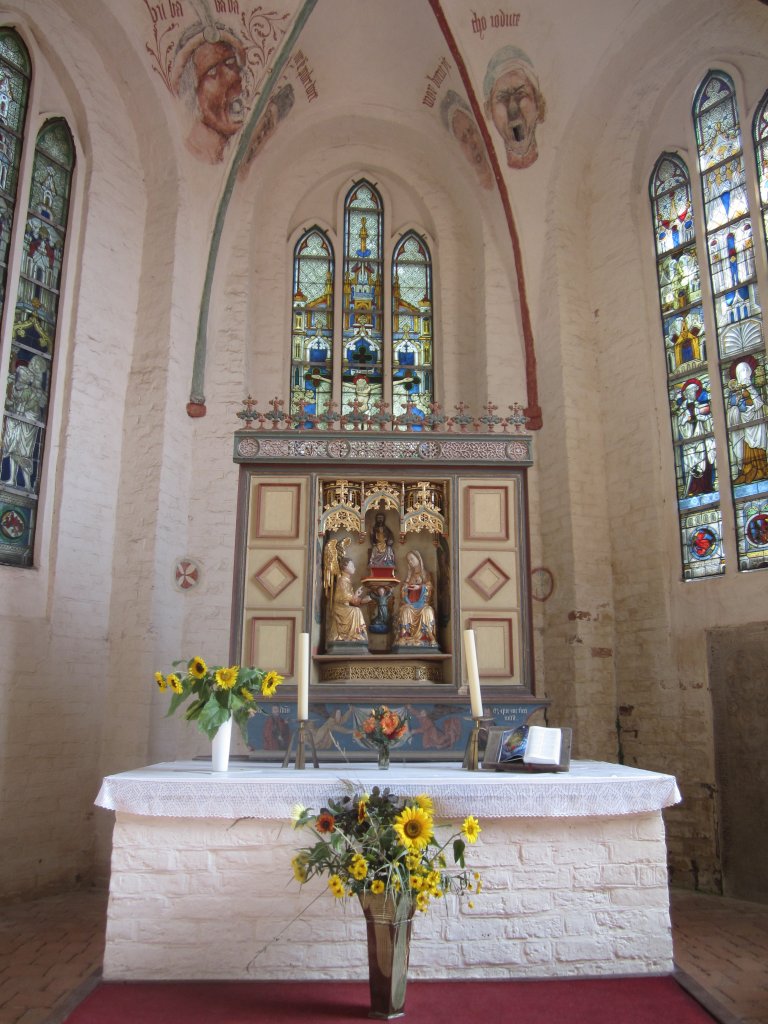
[694,71,768,572]
[391,231,433,422]
[0,30,30,343]
[289,228,334,423]
[342,180,383,420]
[289,179,438,426]
[0,118,75,567]
[650,153,725,578]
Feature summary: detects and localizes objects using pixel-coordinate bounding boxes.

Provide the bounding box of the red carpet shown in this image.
[63,976,718,1023]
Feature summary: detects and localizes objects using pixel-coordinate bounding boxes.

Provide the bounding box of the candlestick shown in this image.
[297,632,309,721]
[463,629,483,718]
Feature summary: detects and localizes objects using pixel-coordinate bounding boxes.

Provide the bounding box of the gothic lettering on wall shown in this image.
[470,10,522,40]
[483,45,545,170]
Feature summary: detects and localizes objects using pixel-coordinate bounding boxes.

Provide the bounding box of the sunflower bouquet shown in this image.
[290,786,482,914]
[154,656,284,740]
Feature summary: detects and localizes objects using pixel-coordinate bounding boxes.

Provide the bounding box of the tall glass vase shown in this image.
[358,892,414,1019]
[377,744,390,770]
[211,717,232,772]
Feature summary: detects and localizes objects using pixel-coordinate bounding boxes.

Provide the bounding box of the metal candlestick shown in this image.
[462,716,485,771]
[282,720,320,769]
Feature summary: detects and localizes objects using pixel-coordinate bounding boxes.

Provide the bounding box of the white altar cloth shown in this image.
[95,759,681,820]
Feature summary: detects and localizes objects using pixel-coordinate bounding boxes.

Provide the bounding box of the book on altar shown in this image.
[482,725,572,772]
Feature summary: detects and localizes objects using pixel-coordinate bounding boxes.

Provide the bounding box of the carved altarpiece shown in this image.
[230,429,546,759]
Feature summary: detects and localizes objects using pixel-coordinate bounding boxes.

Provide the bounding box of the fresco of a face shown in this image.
[484,47,546,170]
[451,108,493,189]
[192,39,244,139]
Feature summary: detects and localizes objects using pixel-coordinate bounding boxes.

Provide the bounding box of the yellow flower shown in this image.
[290,803,307,828]
[240,687,255,701]
[462,815,481,844]
[467,900,475,909]
[328,874,345,898]
[370,880,385,895]
[215,665,239,690]
[349,855,369,881]
[167,673,183,694]
[261,670,284,697]
[154,672,168,691]
[394,806,433,851]
[414,793,434,815]
[189,656,207,679]
[409,874,424,891]
[357,796,369,823]
[416,891,430,912]
[291,854,309,883]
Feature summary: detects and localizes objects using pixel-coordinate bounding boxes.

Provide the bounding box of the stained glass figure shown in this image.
[342,181,383,422]
[0,119,74,567]
[0,30,29,335]
[650,152,724,579]
[694,71,768,571]
[391,232,433,422]
[289,227,334,424]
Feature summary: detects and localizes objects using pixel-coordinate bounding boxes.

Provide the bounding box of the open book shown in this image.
[483,725,572,772]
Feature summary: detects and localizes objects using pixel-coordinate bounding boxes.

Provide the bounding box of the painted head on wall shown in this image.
[174,23,247,163]
[483,46,546,170]
[439,89,492,190]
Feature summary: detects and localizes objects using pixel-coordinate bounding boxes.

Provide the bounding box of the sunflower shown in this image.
[414,793,434,815]
[167,673,183,694]
[328,874,345,898]
[154,672,168,691]
[316,811,336,834]
[357,796,369,824]
[260,670,284,697]
[461,815,482,844]
[240,687,255,701]
[370,879,385,895]
[291,854,309,883]
[189,656,207,679]
[215,665,239,690]
[394,806,433,851]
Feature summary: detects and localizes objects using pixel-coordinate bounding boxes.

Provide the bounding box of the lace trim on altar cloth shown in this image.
[95,760,682,820]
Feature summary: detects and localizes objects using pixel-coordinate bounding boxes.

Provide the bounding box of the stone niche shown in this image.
[230,430,545,759]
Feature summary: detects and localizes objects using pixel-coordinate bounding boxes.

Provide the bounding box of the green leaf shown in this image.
[197,695,231,739]
[453,838,466,867]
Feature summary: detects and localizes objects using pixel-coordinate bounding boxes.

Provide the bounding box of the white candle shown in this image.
[297,633,310,721]
[463,629,483,718]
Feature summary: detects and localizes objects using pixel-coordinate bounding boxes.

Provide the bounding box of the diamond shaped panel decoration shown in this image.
[466,558,511,601]
[253,556,297,599]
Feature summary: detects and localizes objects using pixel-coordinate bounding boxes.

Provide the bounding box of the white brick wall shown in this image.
[103,812,674,981]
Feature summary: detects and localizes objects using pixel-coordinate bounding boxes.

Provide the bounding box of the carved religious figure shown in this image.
[368,511,396,569]
[327,555,371,644]
[394,550,438,648]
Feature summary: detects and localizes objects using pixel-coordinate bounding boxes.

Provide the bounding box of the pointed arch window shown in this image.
[290,227,334,421]
[0,30,76,568]
[650,153,725,578]
[288,178,437,427]
[392,231,433,420]
[693,71,768,572]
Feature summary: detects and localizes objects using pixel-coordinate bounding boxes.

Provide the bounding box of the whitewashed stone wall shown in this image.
[103,812,673,980]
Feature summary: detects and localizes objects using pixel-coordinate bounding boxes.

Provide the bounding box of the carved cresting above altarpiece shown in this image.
[230,401,545,761]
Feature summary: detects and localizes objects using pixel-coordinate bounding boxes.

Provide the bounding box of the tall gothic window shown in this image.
[289,178,435,426]
[650,70,768,578]
[0,29,75,568]
[694,71,768,572]
[650,154,725,578]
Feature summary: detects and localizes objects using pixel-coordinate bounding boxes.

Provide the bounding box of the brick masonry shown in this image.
[103,812,674,980]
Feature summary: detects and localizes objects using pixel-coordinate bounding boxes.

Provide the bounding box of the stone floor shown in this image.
[0,886,766,1024]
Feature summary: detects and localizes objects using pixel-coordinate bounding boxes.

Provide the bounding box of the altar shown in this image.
[96,760,681,982]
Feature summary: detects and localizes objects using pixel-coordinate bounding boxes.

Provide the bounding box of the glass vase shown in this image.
[377,744,390,770]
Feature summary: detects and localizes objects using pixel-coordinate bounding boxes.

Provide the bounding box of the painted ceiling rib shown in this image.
[427,0,542,430]
[187,0,319,416]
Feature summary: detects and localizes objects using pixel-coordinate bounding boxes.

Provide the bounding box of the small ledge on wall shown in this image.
[187,401,207,418]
